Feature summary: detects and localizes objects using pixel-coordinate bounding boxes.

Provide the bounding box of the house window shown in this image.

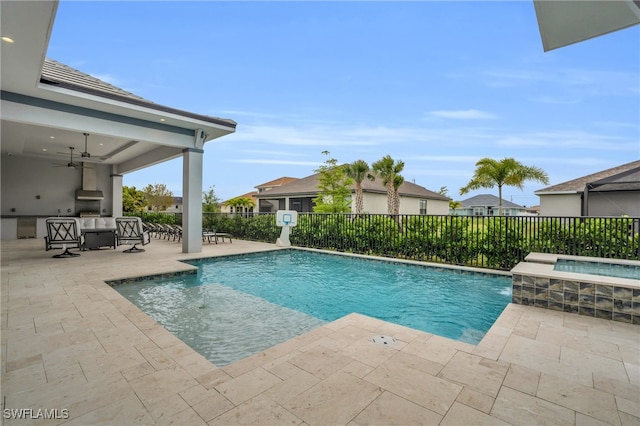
[291,199,302,212]
[473,207,483,216]
[419,200,427,215]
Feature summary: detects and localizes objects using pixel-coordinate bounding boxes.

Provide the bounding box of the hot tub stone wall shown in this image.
[512,274,640,325]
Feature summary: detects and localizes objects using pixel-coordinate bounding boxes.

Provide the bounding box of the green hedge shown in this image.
[133,212,639,270]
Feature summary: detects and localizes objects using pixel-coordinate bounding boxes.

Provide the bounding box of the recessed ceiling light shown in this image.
[1,36,14,43]
[42,148,47,152]
[160,118,166,122]
[49,136,55,139]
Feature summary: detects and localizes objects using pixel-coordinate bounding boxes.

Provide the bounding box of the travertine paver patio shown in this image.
[1,237,638,425]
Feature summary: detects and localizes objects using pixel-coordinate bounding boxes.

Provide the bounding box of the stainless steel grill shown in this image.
[79,211,101,218]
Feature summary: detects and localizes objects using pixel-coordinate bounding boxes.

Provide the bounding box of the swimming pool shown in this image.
[553,259,640,280]
[114,250,511,366]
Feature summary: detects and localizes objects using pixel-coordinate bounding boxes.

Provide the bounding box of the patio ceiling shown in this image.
[533,0,640,51]
[0,1,235,174]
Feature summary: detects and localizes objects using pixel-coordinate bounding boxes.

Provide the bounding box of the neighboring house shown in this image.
[535,161,640,217]
[163,197,183,213]
[220,192,257,214]
[451,194,528,216]
[255,172,450,215]
[525,205,541,216]
[221,177,298,214]
[256,177,299,193]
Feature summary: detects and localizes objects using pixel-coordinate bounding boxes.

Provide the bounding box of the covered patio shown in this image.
[1,1,236,254]
[2,238,638,425]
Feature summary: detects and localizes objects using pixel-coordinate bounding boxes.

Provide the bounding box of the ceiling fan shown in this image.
[51,146,83,169]
[51,146,95,169]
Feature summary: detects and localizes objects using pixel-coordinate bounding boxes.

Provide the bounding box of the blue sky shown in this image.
[47,1,639,206]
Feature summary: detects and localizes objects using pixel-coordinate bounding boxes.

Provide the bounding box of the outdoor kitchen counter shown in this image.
[1,216,99,240]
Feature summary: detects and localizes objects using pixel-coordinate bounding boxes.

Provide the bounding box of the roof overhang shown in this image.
[0,0,236,175]
[534,190,581,196]
[533,0,640,51]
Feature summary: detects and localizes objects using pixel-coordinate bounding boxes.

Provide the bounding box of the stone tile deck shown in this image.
[1,238,638,425]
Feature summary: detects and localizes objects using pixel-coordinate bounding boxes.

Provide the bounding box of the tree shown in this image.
[143,183,174,212]
[313,151,353,213]
[460,157,549,215]
[371,155,405,215]
[344,159,373,215]
[449,200,463,212]
[203,186,221,213]
[122,185,146,213]
[226,196,256,214]
[392,174,404,215]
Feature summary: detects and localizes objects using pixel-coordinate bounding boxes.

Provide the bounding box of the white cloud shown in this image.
[495,131,636,151]
[484,68,639,97]
[522,157,614,167]
[229,124,423,147]
[232,159,321,166]
[428,109,498,120]
[413,155,480,163]
[240,149,307,157]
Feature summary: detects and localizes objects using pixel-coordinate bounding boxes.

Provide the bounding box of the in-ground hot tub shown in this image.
[511,253,640,325]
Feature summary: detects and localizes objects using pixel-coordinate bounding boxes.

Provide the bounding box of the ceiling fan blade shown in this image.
[50,146,81,168]
[51,162,81,169]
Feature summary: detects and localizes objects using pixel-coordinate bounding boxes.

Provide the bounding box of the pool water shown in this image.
[554,259,640,280]
[115,250,511,366]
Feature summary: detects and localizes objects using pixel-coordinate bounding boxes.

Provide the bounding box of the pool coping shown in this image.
[107,246,512,288]
[3,238,638,425]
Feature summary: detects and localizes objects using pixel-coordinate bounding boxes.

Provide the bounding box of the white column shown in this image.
[111,173,123,217]
[182,147,204,253]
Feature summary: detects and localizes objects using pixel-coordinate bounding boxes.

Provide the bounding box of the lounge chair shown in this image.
[45,218,83,258]
[202,229,233,244]
[116,217,150,253]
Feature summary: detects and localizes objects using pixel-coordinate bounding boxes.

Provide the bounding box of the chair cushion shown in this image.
[95,217,116,229]
[78,217,117,230]
[79,218,96,229]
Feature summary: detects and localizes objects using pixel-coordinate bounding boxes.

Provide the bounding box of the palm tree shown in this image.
[371,155,405,215]
[226,196,256,214]
[460,157,549,215]
[449,200,462,211]
[344,160,373,214]
[392,174,404,215]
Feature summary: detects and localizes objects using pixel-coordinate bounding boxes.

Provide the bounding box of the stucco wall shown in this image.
[1,155,113,217]
[539,193,582,216]
[361,193,449,215]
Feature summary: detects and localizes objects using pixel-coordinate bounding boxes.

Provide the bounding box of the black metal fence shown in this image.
[132,212,640,271]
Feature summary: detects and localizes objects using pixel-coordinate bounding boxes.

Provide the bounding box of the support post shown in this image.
[111,173,123,217]
[182,147,204,253]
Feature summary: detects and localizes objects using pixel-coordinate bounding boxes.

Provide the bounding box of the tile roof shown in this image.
[256,172,450,200]
[460,194,524,209]
[535,160,640,194]
[255,176,299,189]
[222,191,258,204]
[40,59,236,128]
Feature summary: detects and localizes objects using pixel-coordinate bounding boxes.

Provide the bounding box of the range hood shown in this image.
[76,164,104,200]
[76,189,104,200]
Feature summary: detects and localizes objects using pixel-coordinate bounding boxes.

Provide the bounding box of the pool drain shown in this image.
[371,335,397,347]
